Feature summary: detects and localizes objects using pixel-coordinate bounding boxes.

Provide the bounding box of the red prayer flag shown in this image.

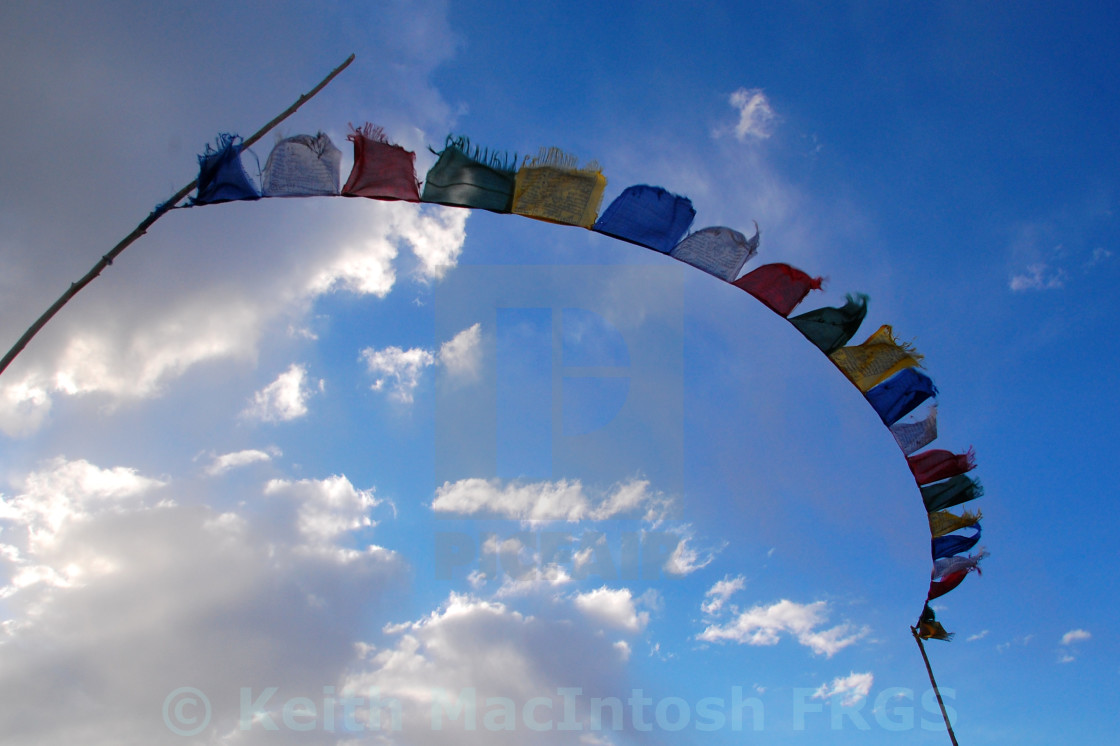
[341,123,420,202]
[927,570,969,600]
[908,447,976,486]
[732,263,823,316]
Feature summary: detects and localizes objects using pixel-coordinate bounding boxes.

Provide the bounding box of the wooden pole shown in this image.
[911,625,960,745]
[0,53,356,379]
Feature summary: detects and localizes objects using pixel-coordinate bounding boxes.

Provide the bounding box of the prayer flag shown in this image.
[927,570,969,600]
[932,525,981,559]
[593,185,696,253]
[512,148,606,228]
[789,293,869,354]
[916,604,954,640]
[928,508,982,538]
[921,474,983,512]
[421,135,517,213]
[732,261,823,316]
[890,405,938,455]
[261,133,341,197]
[193,133,260,205]
[865,368,938,426]
[672,224,760,281]
[908,447,976,486]
[933,550,987,580]
[341,123,420,202]
[829,325,923,392]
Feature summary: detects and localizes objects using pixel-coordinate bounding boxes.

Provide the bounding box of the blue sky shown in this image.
[1,2,1118,744]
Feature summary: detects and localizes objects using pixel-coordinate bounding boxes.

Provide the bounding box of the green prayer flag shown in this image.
[788,293,869,355]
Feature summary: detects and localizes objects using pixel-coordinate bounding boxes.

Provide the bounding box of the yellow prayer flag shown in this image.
[928,508,982,538]
[828,325,923,392]
[512,148,606,228]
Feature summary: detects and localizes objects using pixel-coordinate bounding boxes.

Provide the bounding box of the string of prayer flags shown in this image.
[179,121,990,634]
[732,260,823,316]
[421,135,518,213]
[261,133,341,197]
[593,185,696,253]
[865,368,938,426]
[908,448,977,486]
[193,133,260,205]
[890,405,938,455]
[922,474,984,512]
[512,148,606,228]
[932,525,981,560]
[829,325,924,392]
[342,123,420,202]
[789,293,869,354]
[928,508,982,538]
[671,224,760,281]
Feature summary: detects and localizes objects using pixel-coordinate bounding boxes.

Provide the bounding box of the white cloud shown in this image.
[726,87,777,141]
[1,202,468,437]
[813,671,874,707]
[702,574,746,616]
[362,323,483,403]
[697,599,868,657]
[1060,629,1091,645]
[0,457,167,556]
[204,447,277,476]
[242,363,321,421]
[438,322,483,380]
[573,586,649,632]
[264,474,381,550]
[966,629,989,642]
[431,477,669,523]
[1009,262,1066,291]
[663,532,719,576]
[0,462,402,743]
[340,592,633,746]
[361,345,436,402]
[400,204,469,280]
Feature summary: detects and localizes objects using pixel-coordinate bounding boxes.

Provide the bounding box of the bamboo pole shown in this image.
[911,625,960,745]
[0,53,356,379]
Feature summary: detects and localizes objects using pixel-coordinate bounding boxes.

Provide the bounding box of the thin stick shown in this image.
[911,626,960,745]
[0,53,356,379]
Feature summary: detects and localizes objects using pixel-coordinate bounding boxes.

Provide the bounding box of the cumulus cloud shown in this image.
[361,346,436,402]
[263,474,383,556]
[1,201,468,437]
[722,87,777,141]
[338,592,633,746]
[242,363,322,422]
[431,477,669,523]
[573,586,649,632]
[0,457,167,558]
[400,204,470,280]
[813,672,874,707]
[697,599,868,657]
[0,458,402,744]
[1009,262,1066,291]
